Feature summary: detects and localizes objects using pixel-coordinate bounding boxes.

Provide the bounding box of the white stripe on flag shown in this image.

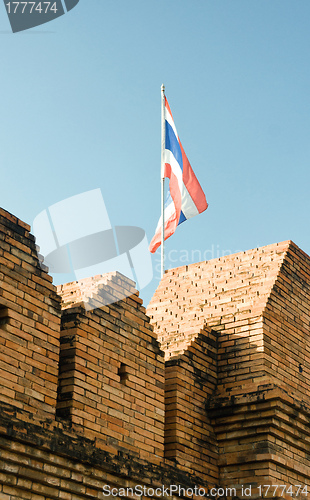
[164,149,183,189]
[163,150,199,221]
[165,108,179,141]
[154,198,176,233]
[180,184,200,220]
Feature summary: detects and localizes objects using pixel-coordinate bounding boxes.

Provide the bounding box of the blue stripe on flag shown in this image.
[178,210,187,225]
[165,121,183,171]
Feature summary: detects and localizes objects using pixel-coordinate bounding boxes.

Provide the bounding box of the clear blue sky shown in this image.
[1,0,310,305]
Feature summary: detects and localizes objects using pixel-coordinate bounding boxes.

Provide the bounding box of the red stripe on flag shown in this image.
[165,97,174,121]
[180,141,208,214]
[149,166,181,254]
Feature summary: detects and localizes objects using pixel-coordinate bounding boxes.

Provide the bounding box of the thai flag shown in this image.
[149,97,208,253]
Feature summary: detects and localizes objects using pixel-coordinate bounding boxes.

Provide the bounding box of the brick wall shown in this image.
[0,208,208,499]
[165,326,218,483]
[0,208,61,424]
[56,273,165,461]
[2,205,310,499]
[0,411,209,500]
[262,242,310,398]
[148,240,310,496]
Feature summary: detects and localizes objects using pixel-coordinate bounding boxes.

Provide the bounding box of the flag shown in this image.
[149,97,208,254]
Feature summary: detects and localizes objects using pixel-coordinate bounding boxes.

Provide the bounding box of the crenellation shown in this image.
[2,209,310,497]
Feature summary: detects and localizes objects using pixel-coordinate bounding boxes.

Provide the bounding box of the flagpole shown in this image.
[161,84,165,279]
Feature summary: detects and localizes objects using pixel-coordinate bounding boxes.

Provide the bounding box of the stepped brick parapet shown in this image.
[56,273,165,461]
[2,204,310,499]
[57,272,137,310]
[147,240,310,494]
[147,241,288,360]
[0,208,205,499]
[0,208,61,424]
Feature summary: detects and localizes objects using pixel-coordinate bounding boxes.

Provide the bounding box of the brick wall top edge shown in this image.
[149,240,291,304]
[0,208,59,293]
[58,271,137,308]
[286,240,310,265]
[147,240,295,358]
[58,271,136,291]
[0,207,31,232]
[162,240,294,278]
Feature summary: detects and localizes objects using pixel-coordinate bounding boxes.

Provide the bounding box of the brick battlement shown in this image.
[148,240,310,401]
[147,241,289,359]
[57,272,137,310]
[1,207,310,499]
[147,240,310,491]
[56,273,165,461]
[0,208,61,424]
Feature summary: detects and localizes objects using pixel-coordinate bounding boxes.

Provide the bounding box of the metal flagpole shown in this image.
[161,84,165,279]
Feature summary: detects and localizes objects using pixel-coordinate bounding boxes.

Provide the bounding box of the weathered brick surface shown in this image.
[0,405,209,500]
[2,205,310,499]
[165,326,218,483]
[56,273,165,461]
[0,208,61,423]
[148,241,310,496]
